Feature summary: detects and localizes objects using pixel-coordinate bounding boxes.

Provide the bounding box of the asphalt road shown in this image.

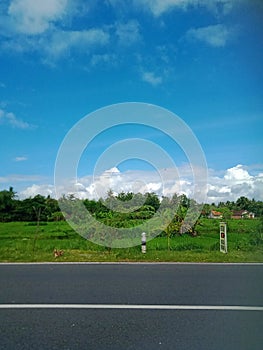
[0,263,263,350]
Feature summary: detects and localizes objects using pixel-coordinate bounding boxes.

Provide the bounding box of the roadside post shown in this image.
[219,222,227,253]
[141,232,146,253]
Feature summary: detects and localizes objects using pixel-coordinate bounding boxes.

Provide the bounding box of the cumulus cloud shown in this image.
[207,165,263,202]
[20,166,177,200]
[186,24,232,47]
[20,184,54,198]
[0,108,33,129]
[224,164,251,182]
[17,164,263,203]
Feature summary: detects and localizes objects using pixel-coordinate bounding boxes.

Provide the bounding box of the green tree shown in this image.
[45,196,60,219]
[236,196,250,210]
[116,191,134,202]
[221,207,232,220]
[0,187,16,221]
[178,194,190,208]
[144,192,160,211]
[202,204,211,217]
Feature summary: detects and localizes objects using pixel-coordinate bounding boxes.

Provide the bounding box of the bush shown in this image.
[249,232,263,247]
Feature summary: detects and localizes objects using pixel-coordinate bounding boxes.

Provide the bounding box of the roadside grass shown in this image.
[0,219,262,263]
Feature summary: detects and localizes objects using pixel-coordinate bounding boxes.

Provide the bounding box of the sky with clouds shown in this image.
[0,0,263,203]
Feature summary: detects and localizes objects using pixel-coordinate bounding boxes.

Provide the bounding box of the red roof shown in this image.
[211,210,222,216]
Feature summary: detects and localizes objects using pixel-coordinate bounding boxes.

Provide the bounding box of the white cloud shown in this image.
[224,164,251,182]
[0,108,33,129]
[20,184,54,198]
[24,166,201,201]
[8,0,68,35]
[1,27,110,64]
[14,156,28,162]
[132,0,235,17]
[142,71,163,86]
[18,164,263,203]
[186,24,232,47]
[115,20,141,45]
[134,0,189,16]
[43,28,110,60]
[0,1,110,64]
[207,165,263,202]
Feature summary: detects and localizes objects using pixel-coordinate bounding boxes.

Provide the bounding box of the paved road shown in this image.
[0,263,263,350]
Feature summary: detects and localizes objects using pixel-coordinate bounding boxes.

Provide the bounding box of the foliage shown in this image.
[0,188,262,238]
[0,187,16,222]
[216,196,263,217]
[0,219,262,262]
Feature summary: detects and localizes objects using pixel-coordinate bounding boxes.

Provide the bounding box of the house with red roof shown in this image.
[208,210,223,219]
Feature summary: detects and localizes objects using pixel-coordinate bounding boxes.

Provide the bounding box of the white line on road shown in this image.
[0,304,262,311]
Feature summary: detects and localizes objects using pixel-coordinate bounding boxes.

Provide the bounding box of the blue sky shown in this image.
[0,0,263,203]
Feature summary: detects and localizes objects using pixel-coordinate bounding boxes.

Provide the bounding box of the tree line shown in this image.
[202,196,263,218]
[0,187,60,222]
[0,187,262,228]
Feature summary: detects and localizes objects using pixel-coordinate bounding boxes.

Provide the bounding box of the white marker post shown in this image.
[219,222,227,253]
[141,232,146,254]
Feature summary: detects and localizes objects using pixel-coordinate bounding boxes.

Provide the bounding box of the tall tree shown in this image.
[236,196,250,210]
[144,192,160,212]
[0,187,16,221]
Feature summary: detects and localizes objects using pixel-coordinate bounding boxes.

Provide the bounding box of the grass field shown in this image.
[0,219,262,263]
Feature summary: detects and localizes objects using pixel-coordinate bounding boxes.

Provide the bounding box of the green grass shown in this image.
[0,219,262,263]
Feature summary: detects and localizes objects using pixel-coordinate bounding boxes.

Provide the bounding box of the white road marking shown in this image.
[0,304,262,311]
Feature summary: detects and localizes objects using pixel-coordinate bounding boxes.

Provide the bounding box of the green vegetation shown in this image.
[0,187,262,262]
[0,219,262,263]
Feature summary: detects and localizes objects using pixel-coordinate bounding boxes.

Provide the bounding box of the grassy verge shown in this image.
[0,220,262,263]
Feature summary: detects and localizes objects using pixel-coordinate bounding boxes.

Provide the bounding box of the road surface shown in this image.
[0,263,262,349]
